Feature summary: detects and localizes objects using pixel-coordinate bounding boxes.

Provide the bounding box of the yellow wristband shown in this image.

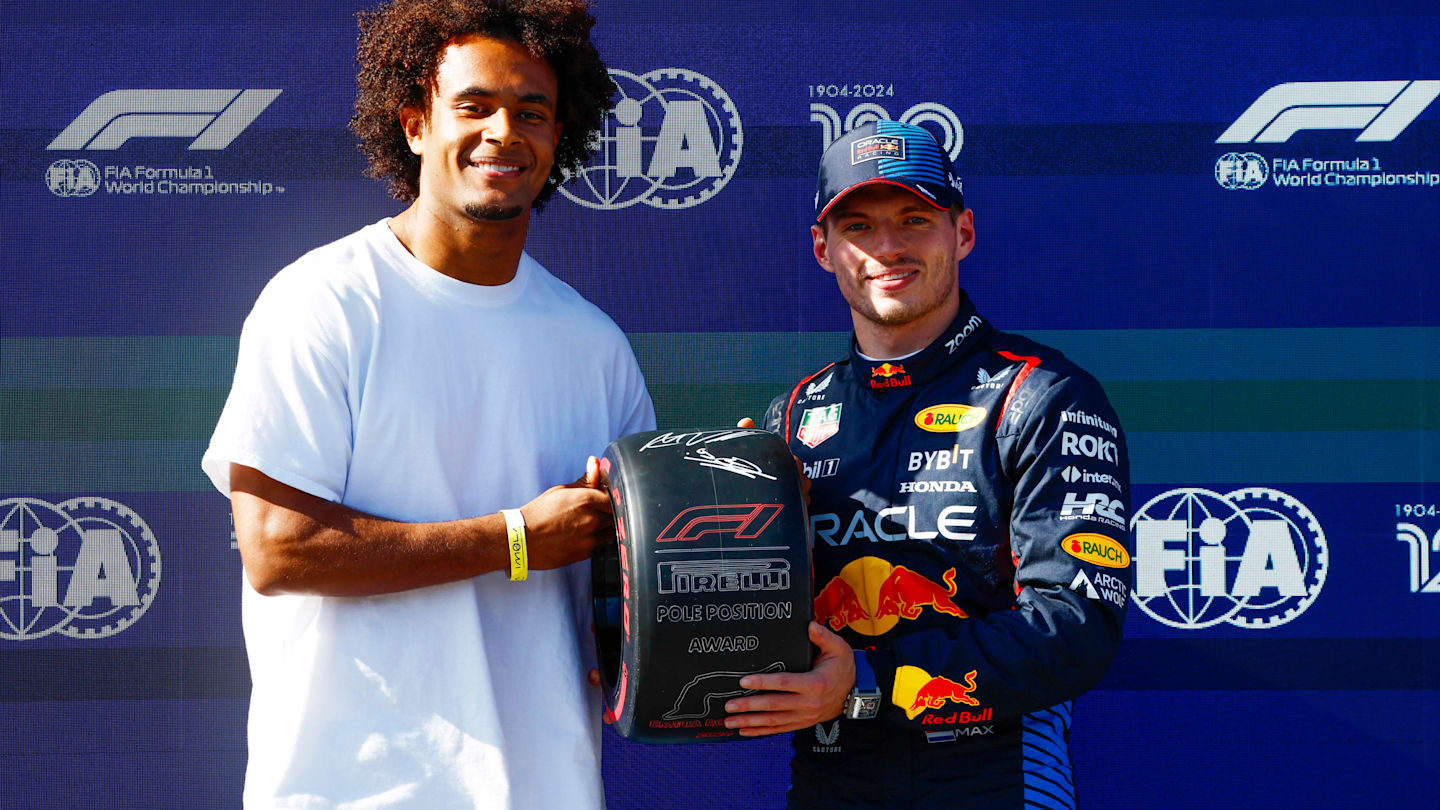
[501,509,528,582]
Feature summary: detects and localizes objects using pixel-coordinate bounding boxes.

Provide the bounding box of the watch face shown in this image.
[846,692,882,719]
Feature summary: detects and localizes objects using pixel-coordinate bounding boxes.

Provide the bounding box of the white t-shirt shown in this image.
[203,219,655,809]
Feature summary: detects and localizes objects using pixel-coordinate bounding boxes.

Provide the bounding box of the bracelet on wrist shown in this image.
[501,509,528,582]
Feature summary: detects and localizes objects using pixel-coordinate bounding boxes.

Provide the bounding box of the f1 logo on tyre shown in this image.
[656,504,784,543]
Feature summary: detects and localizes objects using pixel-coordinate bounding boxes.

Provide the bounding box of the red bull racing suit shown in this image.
[764,295,1132,810]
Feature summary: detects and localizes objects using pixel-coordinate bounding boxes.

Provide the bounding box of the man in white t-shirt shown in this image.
[202,2,653,807]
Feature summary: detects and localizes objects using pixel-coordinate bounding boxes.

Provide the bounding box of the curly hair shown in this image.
[351,0,614,209]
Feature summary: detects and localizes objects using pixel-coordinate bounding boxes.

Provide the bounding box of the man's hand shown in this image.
[737,417,811,502]
[521,456,615,570]
[722,621,856,736]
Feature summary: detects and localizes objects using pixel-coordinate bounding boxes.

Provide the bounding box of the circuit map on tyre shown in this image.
[593,428,813,743]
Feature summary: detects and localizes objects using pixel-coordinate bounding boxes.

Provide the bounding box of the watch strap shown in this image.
[843,649,882,720]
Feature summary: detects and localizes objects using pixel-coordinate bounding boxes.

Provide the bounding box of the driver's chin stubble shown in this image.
[464,202,523,221]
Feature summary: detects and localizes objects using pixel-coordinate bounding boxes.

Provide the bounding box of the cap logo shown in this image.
[851,135,904,164]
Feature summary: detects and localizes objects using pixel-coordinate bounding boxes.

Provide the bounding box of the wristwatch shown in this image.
[842,649,882,720]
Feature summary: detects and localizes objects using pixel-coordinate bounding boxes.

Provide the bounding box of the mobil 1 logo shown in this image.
[1130,487,1327,629]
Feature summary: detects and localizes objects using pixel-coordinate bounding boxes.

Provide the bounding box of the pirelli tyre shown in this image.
[593,427,814,743]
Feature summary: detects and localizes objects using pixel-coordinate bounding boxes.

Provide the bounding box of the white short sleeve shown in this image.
[615,342,657,438]
[202,269,354,501]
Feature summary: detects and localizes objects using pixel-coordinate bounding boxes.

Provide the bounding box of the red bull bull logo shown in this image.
[893,665,980,720]
[813,557,969,635]
[870,363,912,390]
[877,566,966,620]
[871,363,906,378]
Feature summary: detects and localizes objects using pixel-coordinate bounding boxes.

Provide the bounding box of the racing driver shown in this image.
[725,121,1134,809]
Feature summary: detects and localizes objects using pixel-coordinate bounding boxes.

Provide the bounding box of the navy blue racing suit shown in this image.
[764,294,1132,810]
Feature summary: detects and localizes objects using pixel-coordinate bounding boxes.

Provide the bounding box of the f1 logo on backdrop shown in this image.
[48,89,283,150]
[1217,81,1440,143]
[0,497,161,640]
[1130,487,1327,629]
[559,68,742,210]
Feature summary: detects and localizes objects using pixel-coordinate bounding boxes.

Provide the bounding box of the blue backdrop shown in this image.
[3,1,1436,807]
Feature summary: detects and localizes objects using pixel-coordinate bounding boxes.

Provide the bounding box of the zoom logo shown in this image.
[48,89,282,150]
[1217,81,1440,143]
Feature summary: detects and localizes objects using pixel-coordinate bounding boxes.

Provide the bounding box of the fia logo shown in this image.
[1215,152,1269,190]
[1396,523,1440,593]
[1131,488,1326,629]
[0,497,161,640]
[45,159,102,198]
[560,68,742,210]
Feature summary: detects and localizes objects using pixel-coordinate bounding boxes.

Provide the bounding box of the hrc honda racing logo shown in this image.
[0,497,161,640]
[559,68,742,210]
[1130,487,1326,629]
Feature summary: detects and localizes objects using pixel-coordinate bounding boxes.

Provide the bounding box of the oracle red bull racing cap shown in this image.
[815,120,964,222]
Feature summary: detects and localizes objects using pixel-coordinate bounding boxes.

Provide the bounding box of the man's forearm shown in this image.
[229,461,613,597]
[230,464,509,596]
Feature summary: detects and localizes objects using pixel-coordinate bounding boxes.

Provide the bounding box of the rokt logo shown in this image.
[1215,152,1269,190]
[560,68,742,210]
[0,497,161,640]
[45,159,101,197]
[49,89,282,150]
[1131,487,1327,629]
[1217,81,1440,144]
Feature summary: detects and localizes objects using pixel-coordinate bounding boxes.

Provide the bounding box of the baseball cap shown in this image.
[814,120,964,222]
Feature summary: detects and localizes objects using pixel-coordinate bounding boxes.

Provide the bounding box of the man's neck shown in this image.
[852,294,961,360]
[389,200,530,286]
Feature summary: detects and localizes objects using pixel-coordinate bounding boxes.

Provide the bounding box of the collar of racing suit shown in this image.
[849,291,994,393]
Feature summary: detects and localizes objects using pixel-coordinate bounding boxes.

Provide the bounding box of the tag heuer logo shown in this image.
[797,403,842,448]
